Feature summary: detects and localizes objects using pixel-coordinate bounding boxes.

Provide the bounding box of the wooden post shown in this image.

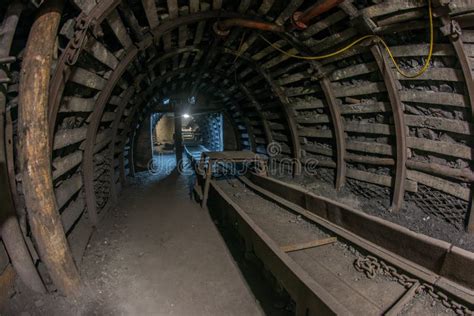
[18,0,82,297]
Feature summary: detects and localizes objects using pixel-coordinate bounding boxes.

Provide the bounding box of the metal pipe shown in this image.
[18,0,82,297]
[290,0,344,30]
[213,18,285,36]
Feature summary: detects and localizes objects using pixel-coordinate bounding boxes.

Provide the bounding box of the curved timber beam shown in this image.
[18,0,81,297]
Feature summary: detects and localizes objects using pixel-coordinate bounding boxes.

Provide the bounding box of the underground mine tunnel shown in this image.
[1,0,474,314]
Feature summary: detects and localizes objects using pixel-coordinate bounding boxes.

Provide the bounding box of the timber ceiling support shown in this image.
[18,0,81,297]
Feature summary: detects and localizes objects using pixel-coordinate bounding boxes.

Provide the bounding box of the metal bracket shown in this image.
[440,19,462,39]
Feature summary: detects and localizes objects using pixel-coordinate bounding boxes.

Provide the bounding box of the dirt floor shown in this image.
[3,158,264,315]
[274,173,474,252]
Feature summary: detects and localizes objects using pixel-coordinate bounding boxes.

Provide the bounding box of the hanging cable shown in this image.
[259,0,433,79]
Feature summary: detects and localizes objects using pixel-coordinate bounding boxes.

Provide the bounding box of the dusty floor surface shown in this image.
[3,159,263,315]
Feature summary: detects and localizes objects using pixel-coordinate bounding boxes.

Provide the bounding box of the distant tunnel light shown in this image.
[183,113,191,119]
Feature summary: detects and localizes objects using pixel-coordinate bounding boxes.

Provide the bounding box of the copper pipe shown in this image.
[291,0,345,30]
[214,18,285,36]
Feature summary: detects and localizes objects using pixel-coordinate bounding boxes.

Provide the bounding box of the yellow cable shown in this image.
[259,0,433,79]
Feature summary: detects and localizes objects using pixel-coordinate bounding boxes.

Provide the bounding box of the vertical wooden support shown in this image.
[371,45,407,212]
[18,0,82,297]
[320,77,346,190]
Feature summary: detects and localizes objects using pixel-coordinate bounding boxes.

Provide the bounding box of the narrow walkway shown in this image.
[4,163,263,315]
[80,168,263,315]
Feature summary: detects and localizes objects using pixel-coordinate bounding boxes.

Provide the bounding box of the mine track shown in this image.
[207,174,474,315]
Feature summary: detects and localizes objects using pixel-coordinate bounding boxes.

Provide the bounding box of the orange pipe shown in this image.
[214,18,284,36]
[291,0,344,30]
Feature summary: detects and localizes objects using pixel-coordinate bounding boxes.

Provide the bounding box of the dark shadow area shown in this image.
[208,197,295,316]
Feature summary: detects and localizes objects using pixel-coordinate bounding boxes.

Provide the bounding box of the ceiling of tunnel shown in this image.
[2,0,474,260]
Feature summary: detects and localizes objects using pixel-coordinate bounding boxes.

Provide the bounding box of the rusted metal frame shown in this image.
[220,47,302,175]
[18,0,82,297]
[0,0,46,294]
[370,45,407,212]
[2,2,24,214]
[274,33,341,179]
[436,13,474,232]
[320,78,347,190]
[48,0,121,144]
[82,46,139,226]
[237,82,274,147]
[108,86,135,202]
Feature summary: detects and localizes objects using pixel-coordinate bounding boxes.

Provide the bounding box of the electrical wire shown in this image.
[259,0,433,79]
